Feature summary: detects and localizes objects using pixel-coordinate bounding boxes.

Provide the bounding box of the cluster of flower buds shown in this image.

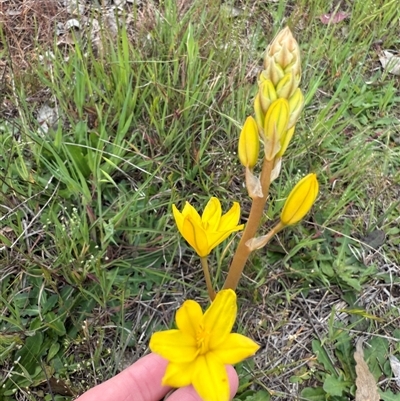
[239,27,305,189]
[236,26,318,252]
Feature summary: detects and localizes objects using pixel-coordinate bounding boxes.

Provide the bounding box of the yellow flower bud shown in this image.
[263,98,289,160]
[276,72,297,99]
[263,27,301,86]
[259,79,277,113]
[288,88,304,128]
[263,61,285,87]
[238,116,260,168]
[276,125,295,158]
[280,173,319,226]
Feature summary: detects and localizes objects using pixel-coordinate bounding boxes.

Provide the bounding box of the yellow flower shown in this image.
[149,289,260,401]
[280,173,319,226]
[172,197,244,257]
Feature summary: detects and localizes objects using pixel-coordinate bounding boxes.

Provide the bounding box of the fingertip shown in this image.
[226,365,239,398]
[74,353,170,401]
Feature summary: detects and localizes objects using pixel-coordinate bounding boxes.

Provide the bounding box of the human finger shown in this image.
[75,353,170,401]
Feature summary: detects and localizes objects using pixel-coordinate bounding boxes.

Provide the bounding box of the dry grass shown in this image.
[0,0,67,66]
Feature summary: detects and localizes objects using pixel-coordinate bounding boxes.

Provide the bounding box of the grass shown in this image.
[0,0,400,400]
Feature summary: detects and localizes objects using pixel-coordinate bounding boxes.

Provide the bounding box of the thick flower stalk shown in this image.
[149,289,260,401]
[280,173,319,226]
[172,197,244,258]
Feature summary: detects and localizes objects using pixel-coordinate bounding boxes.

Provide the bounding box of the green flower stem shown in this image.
[201,257,216,300]
[223,157,275,290]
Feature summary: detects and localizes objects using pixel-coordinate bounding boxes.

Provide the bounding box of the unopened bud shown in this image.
[280,173,319,226]
[238,116,259,168]
[276,72,298,99]
[276,125,295,158]
[254,94,265,136]
[263,99,289,160]
[288,88,304,128]
[259,79,278,113]
[263,27,301,86]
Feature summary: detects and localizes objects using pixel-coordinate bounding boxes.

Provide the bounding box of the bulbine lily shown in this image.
[172,197,244,258]
[149,289,260,401]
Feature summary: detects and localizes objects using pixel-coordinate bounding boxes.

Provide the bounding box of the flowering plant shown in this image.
[150,27,319,401]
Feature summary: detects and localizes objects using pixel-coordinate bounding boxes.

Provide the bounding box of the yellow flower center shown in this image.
[196,325,210,355]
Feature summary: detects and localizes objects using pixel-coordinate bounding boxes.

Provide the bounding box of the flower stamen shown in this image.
[196,326,210,354]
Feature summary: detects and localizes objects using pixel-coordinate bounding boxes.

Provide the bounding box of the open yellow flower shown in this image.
[172,197,244,257]
[149,289,260,401]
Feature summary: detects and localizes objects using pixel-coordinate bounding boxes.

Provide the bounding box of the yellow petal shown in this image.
[202,197,222,231]
[192,354,230,401]
[149,330,198,363]
[162,361,194,388]
[206,225,244,252]
[204,290,237,349]
[172,204,184,233]
[182,216,210,257]
[176,300,203,338]
[218,202,241,230]
[211,333,260,364]
[181,201,202,225]
[280,173,319,226]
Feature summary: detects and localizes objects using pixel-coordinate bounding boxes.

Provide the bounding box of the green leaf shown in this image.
[14,332,44,376]
[339,276,361,291]
[364,336,389,380]
[379,390,400,401]
[64,144,91,178]
[45,312,66,336]
[312,339,337,375]
[244,390,270,401]
[42,294,59,315]
[323,375,350,396]
[47,342,61,362]
[300,387,327,401]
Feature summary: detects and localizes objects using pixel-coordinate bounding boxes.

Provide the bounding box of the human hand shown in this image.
[75,353,239,401]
